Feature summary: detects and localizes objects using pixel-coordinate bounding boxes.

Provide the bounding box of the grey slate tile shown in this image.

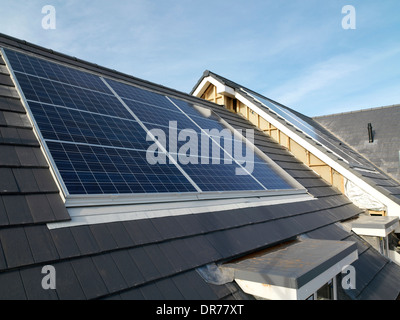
[106,222,133,248]
[16,127,39,146]
[346,248,388,298]
[0,127,20,144]
[174,213,208,235]
[123,219,152,246]
[92,253,128,294]
[158,241,191,273]
[70,225,100,256]
[33,147,49,167]
[0,168,18,193]
[0,110,6,126]
[119,287,145,300]
[53,261,86,300]
[12,168,39,193]
[172,271,203,300]
[358,262,400,300]
[0,241,7,270]
[144,244,176,277]
[328,204,362,221]
[186,270,219,300]
[101,294,122,300]
[2,194,33,225]
[50,227,81,259]
[89,224,118,252]
[182,235,221,266]
[111,249,145,287]
[0,97,24,113]
[14,146,40,167]
[0,270,27,300]
[155,277,185,300]
[0,145,20,166]
[0,196,10,226]
[150,216,187,240]
[71,257,109,299]
[0,74,13,87]
[0,85,18,99]
[307,186,341,198]
[127,218,163,243]
[32,168,58,193]
[20,265,59,300]
[306,223,350,240]
[45,193,70,221]
[128,246,160,282]
[24,225,59,263]
[25,194,56,222]
[343,234,369,255]
[3,111,29,128]
[0,65,9,76]
[0,227,34,269]
[139,282,164,300]
[196,211,226,232]
[205,230,244,258]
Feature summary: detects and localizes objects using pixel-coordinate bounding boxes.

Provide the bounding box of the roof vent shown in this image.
[368,123,374,143]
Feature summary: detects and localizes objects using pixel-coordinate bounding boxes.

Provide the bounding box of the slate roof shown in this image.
[192,70,400,208]
[0,33,399,300]
[314,105,400,183]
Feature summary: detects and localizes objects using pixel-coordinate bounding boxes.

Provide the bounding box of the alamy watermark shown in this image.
[41,265,56,290]
[342,5,356,30]
[42,5,56,30]
[341,265,356,290]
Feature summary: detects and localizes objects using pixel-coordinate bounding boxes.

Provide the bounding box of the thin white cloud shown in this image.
[267,46,400,109]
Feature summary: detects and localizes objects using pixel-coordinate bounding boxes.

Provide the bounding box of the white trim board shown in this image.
[47,192,314,230]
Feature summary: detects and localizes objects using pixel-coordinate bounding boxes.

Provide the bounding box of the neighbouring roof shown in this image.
[0,33,399,300]
[314,105,400,184]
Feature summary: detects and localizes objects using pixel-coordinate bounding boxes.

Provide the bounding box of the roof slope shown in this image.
[314,105,400,183]
[0,34,399,300]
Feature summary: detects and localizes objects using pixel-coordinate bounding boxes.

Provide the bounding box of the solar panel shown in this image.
[3,48,296,199]
[243,89,375,170]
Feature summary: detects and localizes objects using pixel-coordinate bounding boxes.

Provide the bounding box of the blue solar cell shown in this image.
[4,48,110,93]
[28,102,153,150]
[15,73,132,119]
[47,141,197,195]
[107,79,175,108]
[181,161,265,192]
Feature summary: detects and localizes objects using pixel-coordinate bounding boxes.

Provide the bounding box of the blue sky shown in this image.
[1,0,399,116]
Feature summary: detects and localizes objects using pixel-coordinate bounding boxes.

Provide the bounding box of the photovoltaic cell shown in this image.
[47,141,196,194]
[15,72,132,119]
[28,101,153,150]
[3,48,296,197]
[5,49,110,93]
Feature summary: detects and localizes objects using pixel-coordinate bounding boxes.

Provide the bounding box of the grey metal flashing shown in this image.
[351,215,399,230]
[223,239,357,289]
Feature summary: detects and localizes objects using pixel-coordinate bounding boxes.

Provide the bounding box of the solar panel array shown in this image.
[4,48,294,196]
